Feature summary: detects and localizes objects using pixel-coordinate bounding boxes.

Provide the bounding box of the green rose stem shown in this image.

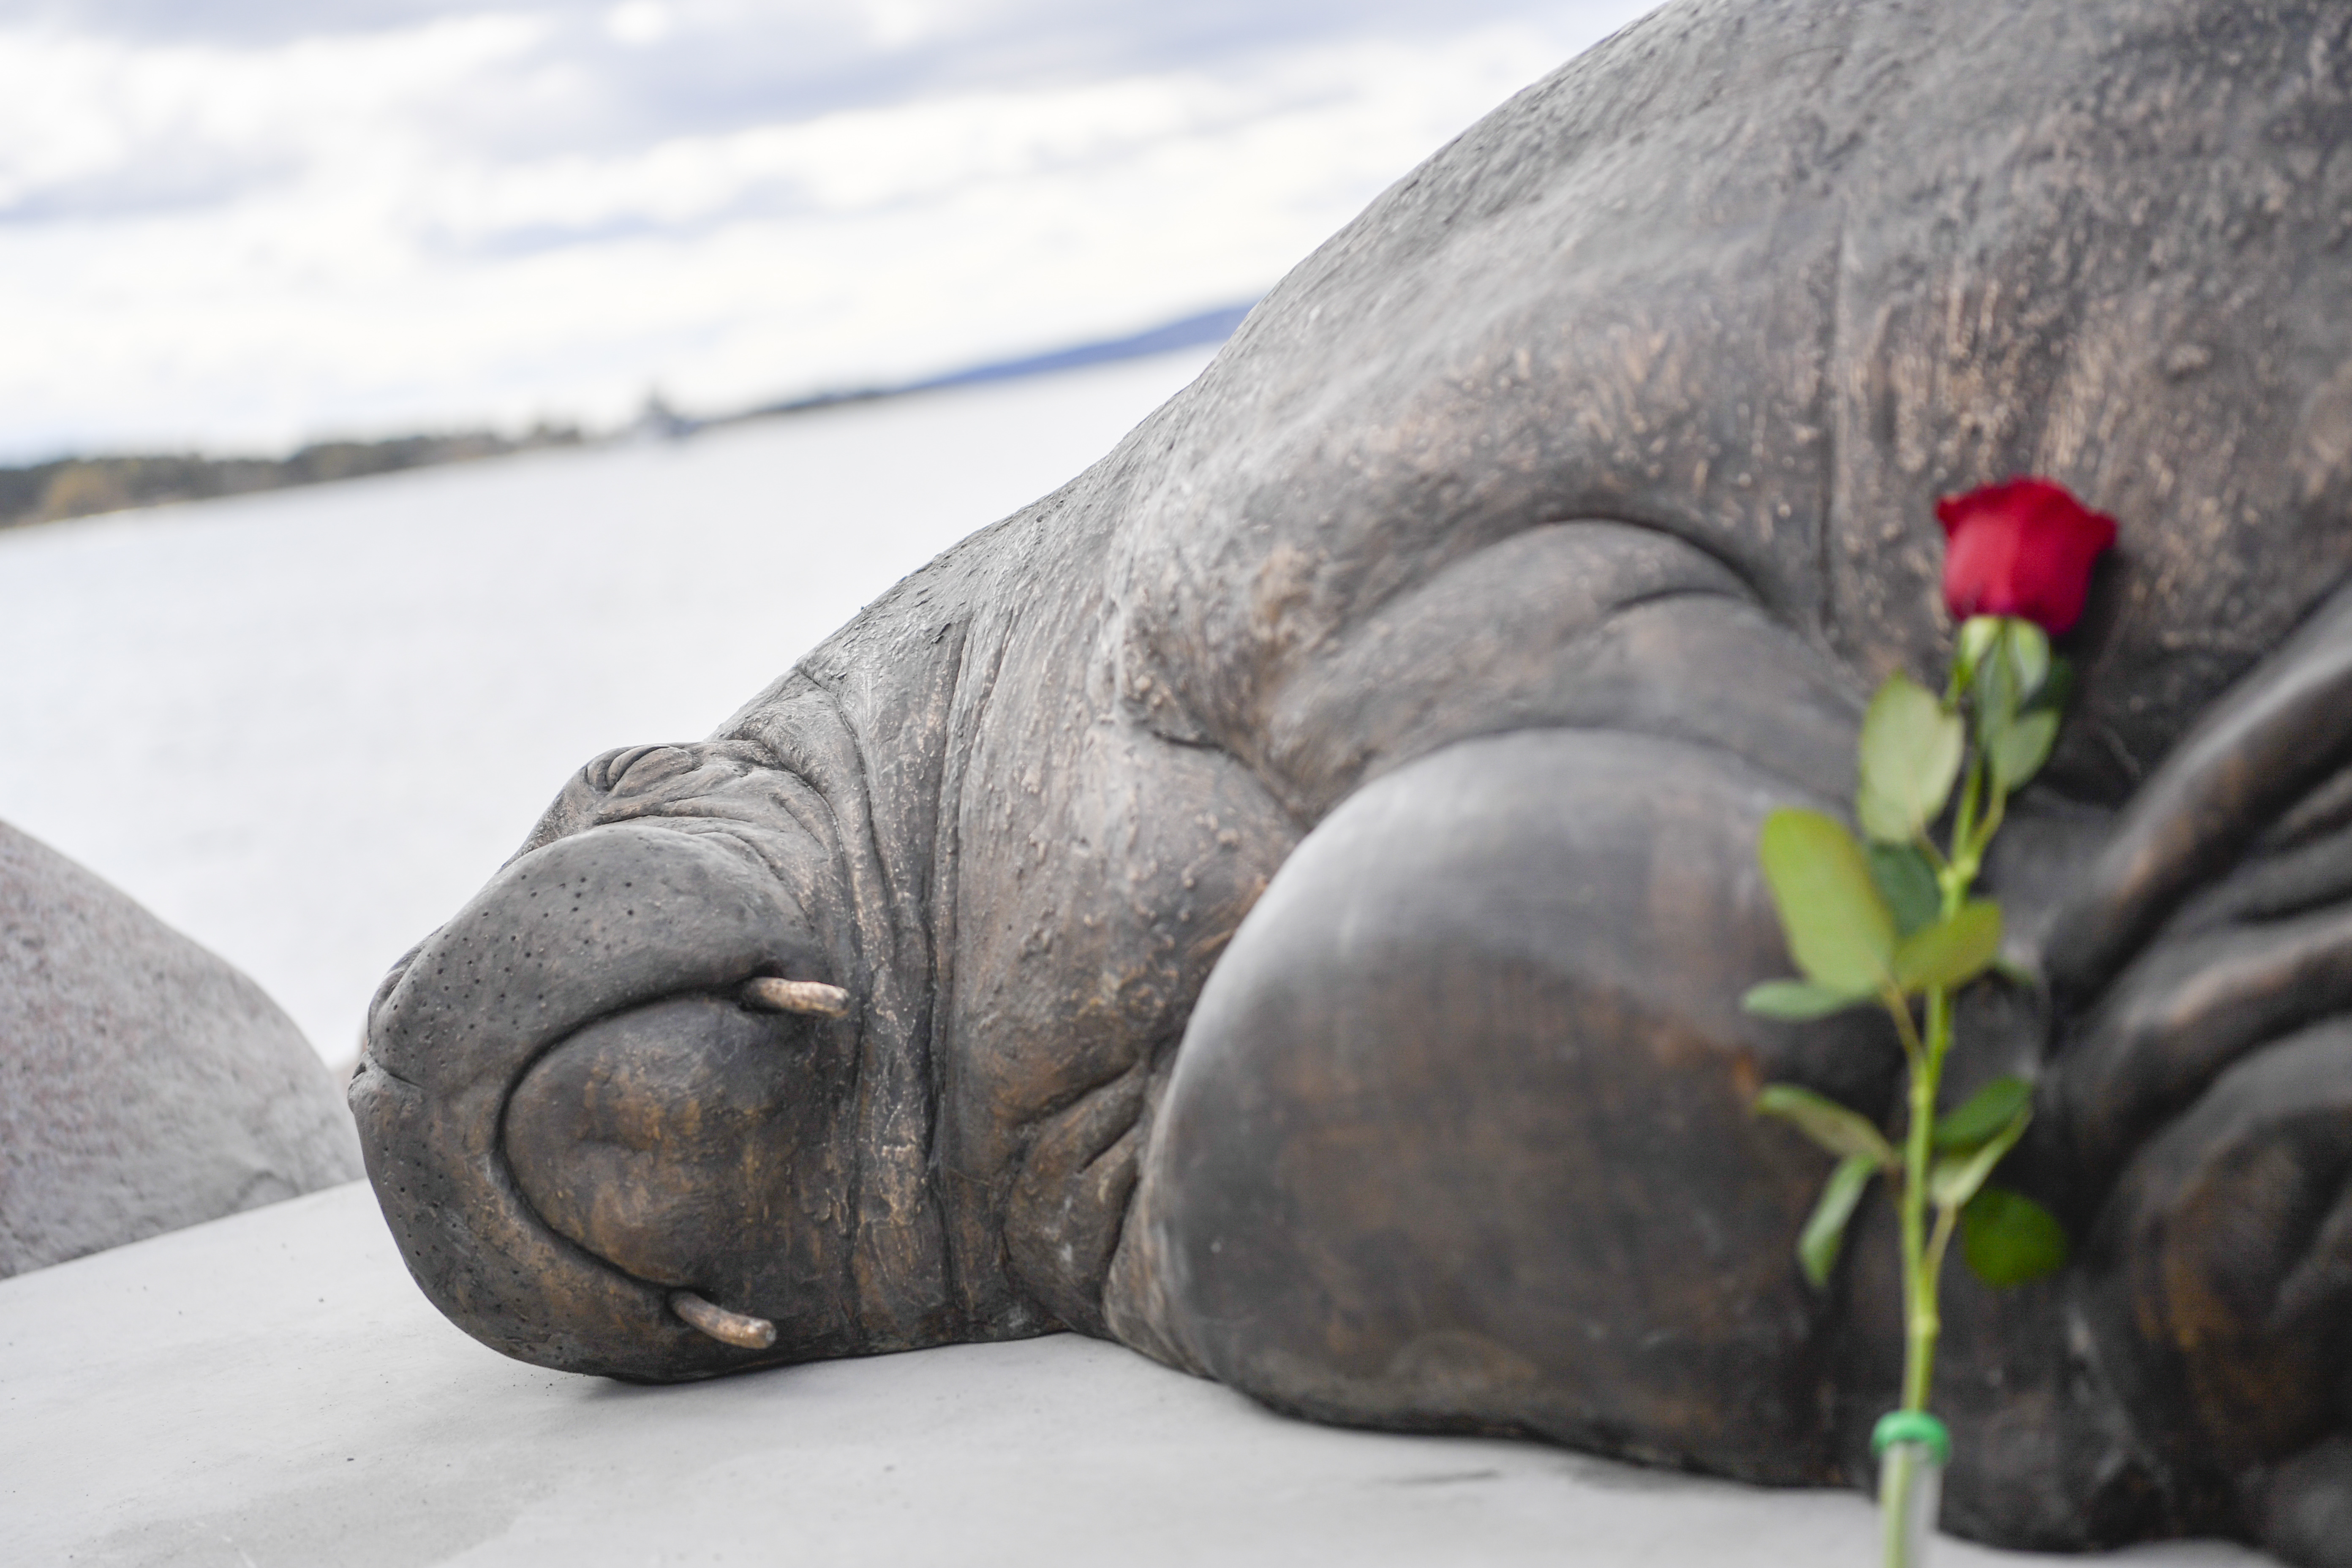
[1903,735,1986,1414]
[1882,750,1985,1568]
[1745,613,2076,1568]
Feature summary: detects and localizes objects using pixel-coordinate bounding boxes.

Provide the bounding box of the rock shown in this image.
[0,818,361,1277]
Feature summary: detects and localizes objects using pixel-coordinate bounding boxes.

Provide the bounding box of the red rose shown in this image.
[1934,477,2116,634]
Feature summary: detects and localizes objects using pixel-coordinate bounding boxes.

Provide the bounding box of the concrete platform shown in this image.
[0,1182,2264,1567]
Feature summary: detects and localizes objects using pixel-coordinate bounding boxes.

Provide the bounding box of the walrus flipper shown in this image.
[1107,533,1896,1480]
[1128,727,1879,1482]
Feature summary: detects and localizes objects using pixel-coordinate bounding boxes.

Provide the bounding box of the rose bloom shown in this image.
[1934,477,2116,634]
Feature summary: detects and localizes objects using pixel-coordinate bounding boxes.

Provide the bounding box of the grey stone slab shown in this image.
[0,1181,2262,1566]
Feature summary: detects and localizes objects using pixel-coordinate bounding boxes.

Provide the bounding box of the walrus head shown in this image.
[351,726,949,1380]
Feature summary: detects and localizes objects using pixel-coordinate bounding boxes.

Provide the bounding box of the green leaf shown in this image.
[1934,1075,2035,1152]
[1956,616,2004,681]
[2004,620,2051,703]
[1799,1154,1879,1290]
[1990,709,2058,794]
[1973,632,2020,745]
[1867,843,1942,938]
[1743,980,1872,1020]
[2029,656,2076,717]
[1892,900,2003,994]
[1856,675,1965,844]
[1961,1187,2070,1287]
[1755,1083,1900,1169]
[1757,809,1897,994]
[1927,1101,2031,1209]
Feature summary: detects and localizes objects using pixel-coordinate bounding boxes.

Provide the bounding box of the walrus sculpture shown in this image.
[2,819,360,1277]
[354,0,2352,1560]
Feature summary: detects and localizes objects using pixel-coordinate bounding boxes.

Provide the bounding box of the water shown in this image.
[0,347,1216,1062]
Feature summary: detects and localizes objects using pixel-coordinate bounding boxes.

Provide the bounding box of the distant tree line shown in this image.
[0,425,585,531]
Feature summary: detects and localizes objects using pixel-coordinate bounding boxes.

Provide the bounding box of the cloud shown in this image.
[0,1,1661,460]
[0,14,552,220]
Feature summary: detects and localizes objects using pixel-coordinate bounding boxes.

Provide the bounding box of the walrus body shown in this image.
[356,1,2352,1561]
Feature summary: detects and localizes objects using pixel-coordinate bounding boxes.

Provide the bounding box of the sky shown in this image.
[0,0,1661,463]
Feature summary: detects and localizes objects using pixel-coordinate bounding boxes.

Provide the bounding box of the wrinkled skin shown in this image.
[354,0,2352,1560]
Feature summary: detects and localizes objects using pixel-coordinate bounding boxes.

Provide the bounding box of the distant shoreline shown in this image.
[0,428,589,534]
[0,302,1252,534]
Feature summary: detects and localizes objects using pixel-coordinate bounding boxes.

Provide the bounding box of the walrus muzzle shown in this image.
[351,818,859,1380]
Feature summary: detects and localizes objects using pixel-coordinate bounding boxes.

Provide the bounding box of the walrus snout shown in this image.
[353,816,859,1378]
[501,989,863,1360]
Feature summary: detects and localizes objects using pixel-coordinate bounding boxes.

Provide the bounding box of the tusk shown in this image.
[670,1290,777,1350]
[741,976,852,1018]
